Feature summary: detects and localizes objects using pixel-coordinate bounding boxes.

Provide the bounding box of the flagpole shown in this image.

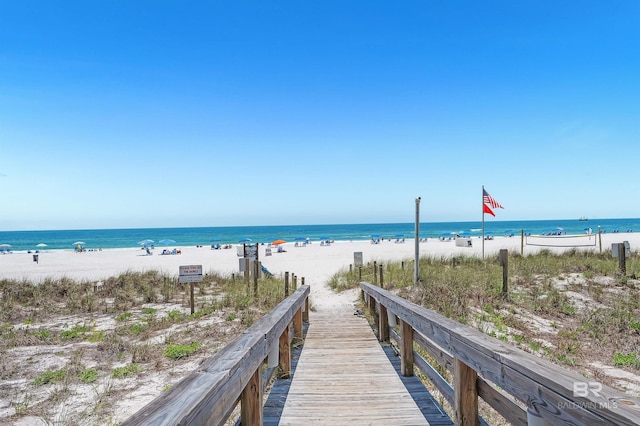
[482,185,485,259]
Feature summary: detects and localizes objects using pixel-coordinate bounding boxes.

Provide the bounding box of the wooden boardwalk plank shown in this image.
[277,309,432,425]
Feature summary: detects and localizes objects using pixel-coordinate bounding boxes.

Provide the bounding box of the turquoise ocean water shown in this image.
[1,218,639,252]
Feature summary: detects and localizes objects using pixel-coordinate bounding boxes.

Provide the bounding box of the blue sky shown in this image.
[1,1,639,231]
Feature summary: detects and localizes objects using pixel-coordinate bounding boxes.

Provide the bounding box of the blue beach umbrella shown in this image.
[319,236,331,240]
[238,238,252,243]
[138,239,154,247]
[159,239,176,246]
[294,236,307,241]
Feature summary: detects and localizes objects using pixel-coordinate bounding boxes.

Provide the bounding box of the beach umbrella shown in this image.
[238,238,252,243]
[209,238,221,242]
[272,239,286,245]
[294,237,307,241]
[138,239,154,247]
[72,241,86,246]
[319,236,331,240]
[0,244,11,251]
[36,243,47,248]
[159,239,176,246]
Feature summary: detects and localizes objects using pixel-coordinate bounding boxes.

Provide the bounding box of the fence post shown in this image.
[253,261,259,297]
[378,303,389,342]
[358,266,362,281]
[373,261,377,285]
[279,329,291,378]
[618,243,627,276]
[240,367,263,425]
[400,319,414,376]
[294,307,303,339]
[303,295,309,322]
[521,229,524,255]
[598,226,602,253]
[292,274,297,291]
[454,358,478,426]
[499,249,508,298]
[284,272,289,297]
[379,264,384,289]
[244,258,250,289]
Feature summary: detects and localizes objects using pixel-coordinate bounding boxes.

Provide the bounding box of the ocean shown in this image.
[0,218,638,252]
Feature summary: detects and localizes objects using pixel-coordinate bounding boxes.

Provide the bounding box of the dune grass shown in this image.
[331,248,640,378]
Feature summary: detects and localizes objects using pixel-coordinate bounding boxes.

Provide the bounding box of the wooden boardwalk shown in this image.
[272,308,450,425]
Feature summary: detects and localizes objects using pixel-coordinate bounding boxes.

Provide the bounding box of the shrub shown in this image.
[164,342,201,360]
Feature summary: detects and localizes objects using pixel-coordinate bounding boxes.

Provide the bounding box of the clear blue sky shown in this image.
[1,1,639,231]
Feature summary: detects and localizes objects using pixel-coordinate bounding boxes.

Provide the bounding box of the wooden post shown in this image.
[244,258,250,288]
[301,277,305,286]
[379,264,384,289]
[378,304,389,342]
[241,367,263,425]
[292,274,297,291]
[303,296,309,322]
[499,249,508,297]
[358,266,362,281]
[368,293,376,315]
[598,226,602,253]
[190,283,195,315]
[618,243,627,276]
[349,264,352,273]
[293,307,303,339]
[521,229,525,255]
[454,358,478,426]
[400,319,414,376]
[279,329,291,378]
[284,272,289,297]
[401,261,405,270]
[253,261,259,297]
[373,261,377,284]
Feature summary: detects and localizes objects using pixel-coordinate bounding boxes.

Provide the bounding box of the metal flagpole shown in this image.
[414,197,421,283]
[482,185,485,259]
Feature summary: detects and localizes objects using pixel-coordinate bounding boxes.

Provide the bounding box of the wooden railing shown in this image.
[360,282,640,426]
[123,285,310,426]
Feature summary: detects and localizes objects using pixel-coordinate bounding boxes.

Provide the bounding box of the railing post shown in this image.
[378,303,389,342]
[373,261,377,284]
[379,264,384,289]
[284,272,289,297]
[303,295,309,322]
[279,329,291,378]
[294,307,303,339]
[400,319,414,376]
[240,367,262,425]
[454,357,478,426]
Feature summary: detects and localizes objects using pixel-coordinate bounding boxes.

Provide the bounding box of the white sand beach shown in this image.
[1,232,636,307]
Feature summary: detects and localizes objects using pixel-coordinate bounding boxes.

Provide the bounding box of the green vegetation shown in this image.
[34,369,66,385]
[164,342,201,360]
[111,363,141,379]
[332,249,640,375]
[79,368,99,383]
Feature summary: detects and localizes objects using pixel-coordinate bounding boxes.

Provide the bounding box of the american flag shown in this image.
[483,189,504,209]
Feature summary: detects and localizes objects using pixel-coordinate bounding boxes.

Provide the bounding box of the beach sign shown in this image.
[179,265,203,283]
[354,252,363,267]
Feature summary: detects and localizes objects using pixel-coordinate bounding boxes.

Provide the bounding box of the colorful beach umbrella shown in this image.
[272,239,286,245]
